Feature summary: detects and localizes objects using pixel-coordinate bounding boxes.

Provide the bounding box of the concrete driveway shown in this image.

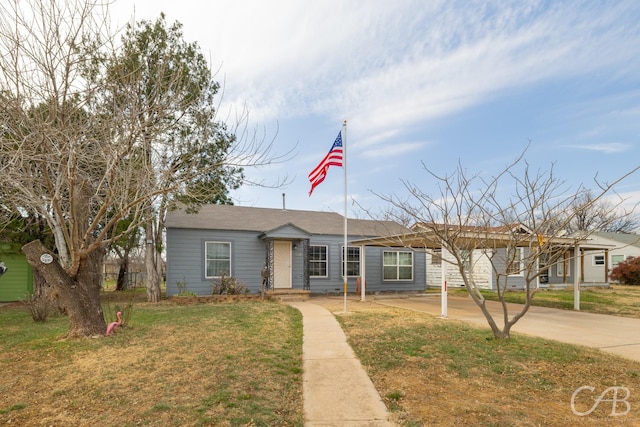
[374,295,640,362]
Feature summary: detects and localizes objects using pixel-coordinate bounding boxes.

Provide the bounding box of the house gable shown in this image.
[259,223,312,240]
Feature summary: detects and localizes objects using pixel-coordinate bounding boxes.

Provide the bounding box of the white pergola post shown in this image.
[441,246,447,318]
[360,245,366,301]
[574,244,580,310]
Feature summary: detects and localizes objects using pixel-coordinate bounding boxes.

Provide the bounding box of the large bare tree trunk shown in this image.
[116,253,130,291]
[22,240,106,338]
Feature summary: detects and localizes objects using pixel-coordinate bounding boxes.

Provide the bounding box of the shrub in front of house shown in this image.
[211,273,249,295]
[609,256,640,285]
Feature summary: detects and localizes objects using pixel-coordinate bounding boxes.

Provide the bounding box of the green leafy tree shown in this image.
[92,14,245,302]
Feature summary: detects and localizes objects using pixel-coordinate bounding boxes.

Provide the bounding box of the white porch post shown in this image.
[574,244,580,310]
[441,246,447,318]
[360,245,366,301]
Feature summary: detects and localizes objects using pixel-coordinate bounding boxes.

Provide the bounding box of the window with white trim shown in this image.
[431,249,442,266]
[611,254,625,268]
[593,255,605,266]
[341,246,361,277]
[557,257,570,277]
[460,249,472,273]
[205,241,231,278]
[309,245,328,277]
[506,247,523,275]
[383,251,413,281]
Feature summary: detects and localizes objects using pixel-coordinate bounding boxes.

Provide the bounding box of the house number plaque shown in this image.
[40,253,53,264]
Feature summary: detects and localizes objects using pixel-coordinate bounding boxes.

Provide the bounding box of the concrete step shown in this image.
[268,289,310,302]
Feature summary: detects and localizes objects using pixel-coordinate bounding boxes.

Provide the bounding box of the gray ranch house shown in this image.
[165,205,426,296]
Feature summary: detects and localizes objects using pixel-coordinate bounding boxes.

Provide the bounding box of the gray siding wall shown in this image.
[545,250,577,287]
[166,228,268,296]
[167,228,426,296]
[489,248,527,289]
[308,236,425,294]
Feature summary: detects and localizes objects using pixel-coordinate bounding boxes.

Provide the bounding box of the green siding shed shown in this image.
[0,250,34,302]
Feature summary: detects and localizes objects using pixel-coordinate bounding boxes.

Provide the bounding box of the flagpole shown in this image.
[342,120,348,314]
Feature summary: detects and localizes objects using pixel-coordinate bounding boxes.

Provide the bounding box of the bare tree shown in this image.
[0,0,283,337]
[553,190,640,234]
[378,150,639,339]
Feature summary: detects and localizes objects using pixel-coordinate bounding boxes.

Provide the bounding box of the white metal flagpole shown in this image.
[342,120,348,314]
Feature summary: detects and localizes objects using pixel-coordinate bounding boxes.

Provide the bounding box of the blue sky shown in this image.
[111,0,640,218]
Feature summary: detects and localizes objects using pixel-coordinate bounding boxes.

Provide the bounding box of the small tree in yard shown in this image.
[0,0,281,337]
[378,149,639,339]
[610,257,640,285]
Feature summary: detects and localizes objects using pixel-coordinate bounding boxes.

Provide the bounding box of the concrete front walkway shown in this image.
[375,295,640,362]
[287,301,394,427]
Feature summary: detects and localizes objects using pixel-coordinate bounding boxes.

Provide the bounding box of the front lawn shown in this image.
[327,300,640,426]
[0,301,303,426]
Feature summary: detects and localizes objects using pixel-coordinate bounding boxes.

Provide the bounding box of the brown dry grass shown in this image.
[314,296,640,426]
[2,287,640,426]
[0,300,303,426]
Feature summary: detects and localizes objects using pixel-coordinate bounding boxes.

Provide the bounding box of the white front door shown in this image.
[273,241,292,289]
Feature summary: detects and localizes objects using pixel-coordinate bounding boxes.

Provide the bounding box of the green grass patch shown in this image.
[449,285,640,318]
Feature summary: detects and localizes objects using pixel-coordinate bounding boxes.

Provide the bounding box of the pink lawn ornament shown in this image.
[105,311,122,336]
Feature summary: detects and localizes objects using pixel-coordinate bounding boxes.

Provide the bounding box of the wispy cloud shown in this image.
[108,0,640,213]
[205,1,640,140]
[116,1,640,141]
[566,143,631,153]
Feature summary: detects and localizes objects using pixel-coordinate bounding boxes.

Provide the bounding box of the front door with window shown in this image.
[273,241,292,288]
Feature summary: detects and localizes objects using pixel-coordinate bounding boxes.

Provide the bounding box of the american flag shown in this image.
[308,131,343,196]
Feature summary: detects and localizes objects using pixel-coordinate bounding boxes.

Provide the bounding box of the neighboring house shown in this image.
[355,224,613,291]
[0,242,34,302]
[165,205,426,296]
[579,232,640,283]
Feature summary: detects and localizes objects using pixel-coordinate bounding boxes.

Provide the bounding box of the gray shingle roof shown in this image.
[166,205,409,238]
[590,231,640,248]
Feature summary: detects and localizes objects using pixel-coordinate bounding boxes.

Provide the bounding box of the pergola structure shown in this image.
[351,229,613,317]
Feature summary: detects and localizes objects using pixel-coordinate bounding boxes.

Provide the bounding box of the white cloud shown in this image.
[110,1,640,140]
[567,143,631,153]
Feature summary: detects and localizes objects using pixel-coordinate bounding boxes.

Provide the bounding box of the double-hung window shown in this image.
[557,257,570,277]
[611,254,625,268]
[205,241,231,278]
[506,247,523,276]
[383,251,413,281]
[309,245,328,277]
[342,246,361,277]
[431,249,442,266]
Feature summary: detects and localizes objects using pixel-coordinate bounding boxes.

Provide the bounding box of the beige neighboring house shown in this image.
[413,224,617,290]
[426,230,640,289]
[580,232,640,283]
